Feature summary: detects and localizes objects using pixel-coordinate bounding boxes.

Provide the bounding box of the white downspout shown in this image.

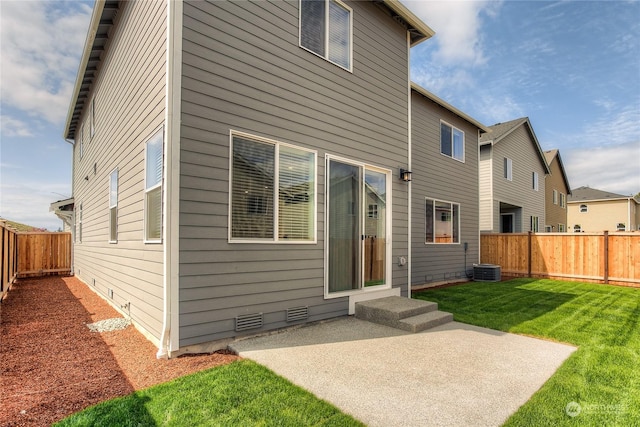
[157,0,183,359]
[406,31,412,299]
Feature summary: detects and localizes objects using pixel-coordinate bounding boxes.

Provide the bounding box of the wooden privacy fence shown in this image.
[1,223,72,299]
[481,232,640,285]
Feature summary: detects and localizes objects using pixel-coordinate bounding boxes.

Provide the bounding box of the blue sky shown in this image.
[1,0,639,230]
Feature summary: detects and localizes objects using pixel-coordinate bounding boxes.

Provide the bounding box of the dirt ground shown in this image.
[0,276,239,426]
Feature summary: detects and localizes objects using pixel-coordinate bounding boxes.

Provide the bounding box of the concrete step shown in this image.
[397,310,454,333]
[355,296,438,323]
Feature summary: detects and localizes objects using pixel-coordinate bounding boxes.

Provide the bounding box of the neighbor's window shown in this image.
[230,133,316,242]
[300,0,352,70]
[368,204,378,219]
[440,121,465,162]
[145,129,163,242]
[560,193,566,208]
[109,168,118,243]
[617,223,626,231]
[531,216,539,232]
[426,198,459,244]
[553,189,558,204]
[532,172,539,191]
[574,224,581,232]
[580,204,588,213]
[559,223,566,232]
[504,157,513,181]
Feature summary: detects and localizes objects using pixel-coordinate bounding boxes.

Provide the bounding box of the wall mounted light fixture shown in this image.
[400,168,412,182]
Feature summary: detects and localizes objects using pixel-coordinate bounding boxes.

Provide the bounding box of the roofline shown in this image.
[568,196,638,204]
[411,82,490,132]
[547,150,572,195]
[63,0,106,140]
[381,0,435,46]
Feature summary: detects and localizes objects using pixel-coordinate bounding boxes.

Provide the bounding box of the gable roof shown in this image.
[63,0,434,141]
[479,117,551,174]
[410,83,490,133]
[543,149,572,195]
[568,186,633,202]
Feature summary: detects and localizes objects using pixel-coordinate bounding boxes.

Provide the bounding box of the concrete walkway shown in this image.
[230,317,576,427]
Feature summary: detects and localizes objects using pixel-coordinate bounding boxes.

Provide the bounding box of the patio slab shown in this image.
[230,317,576,427]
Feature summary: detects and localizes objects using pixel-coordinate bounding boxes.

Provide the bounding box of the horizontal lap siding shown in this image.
[545,157,568,230]
[179,0,410,346]
[492,126,546,232]
[71,0,166,341]
[410,92,480,285]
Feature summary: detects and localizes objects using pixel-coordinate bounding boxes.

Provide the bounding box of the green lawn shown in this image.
[414,278,640,426]
[55,360,364,427]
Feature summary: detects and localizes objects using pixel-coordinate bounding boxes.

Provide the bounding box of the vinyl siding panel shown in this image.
[490,125,546,232]
[178,0,410,346]
[544,156,569,230]
[71,0,166,342]
[410,91,480,285]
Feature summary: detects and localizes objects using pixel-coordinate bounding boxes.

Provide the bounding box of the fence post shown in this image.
[528,231,532,277]
[603,231,609,284]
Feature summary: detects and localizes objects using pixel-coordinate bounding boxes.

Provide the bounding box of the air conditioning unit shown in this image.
[473,264,501,282]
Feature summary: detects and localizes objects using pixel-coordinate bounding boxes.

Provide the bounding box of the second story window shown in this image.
[504,157,513,181]
[532,172,539,191]
[440,121,465,162]
[553,189,558,204]
[300,0,352,71]
[580,204,588,213]
[560,193,566,208]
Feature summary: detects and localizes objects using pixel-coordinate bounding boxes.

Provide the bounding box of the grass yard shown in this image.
[55,360,364,427]
[415,278,640,426]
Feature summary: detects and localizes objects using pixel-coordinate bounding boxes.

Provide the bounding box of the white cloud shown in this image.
[0,116,34,137]
[563,141,640,196]
[0,1,91,125]
[403,0,502,66]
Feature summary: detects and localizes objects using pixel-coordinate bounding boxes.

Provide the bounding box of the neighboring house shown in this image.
[52,0,435,357]
[478,117,550,233]
[567,186,640,232]
[410,83,489,285]
[543,149,571,232]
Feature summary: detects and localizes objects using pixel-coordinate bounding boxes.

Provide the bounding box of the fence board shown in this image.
[16,233,72,277]
[481,232,639,285]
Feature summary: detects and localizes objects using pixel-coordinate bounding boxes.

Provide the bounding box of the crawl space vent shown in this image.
[473,264,501,282]
[235,313,263,332]
[286,306,309,322]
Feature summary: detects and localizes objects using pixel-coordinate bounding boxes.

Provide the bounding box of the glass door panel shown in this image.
[328,160,362,293]
[364,169,386,287]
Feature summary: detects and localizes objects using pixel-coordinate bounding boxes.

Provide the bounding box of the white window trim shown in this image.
[298,0,353,73]
[144,127,164,244]
[553,189,558,205]
[531,215,539,232]
[440,120,465,163]
[532,171,539,191]
[560,193,566,208]
[425,197,461,245]
[323,153,392,299]
[228,130,318,244]
[504,157,513,181]
[558,223,566,232]
[78,203,83,243]
[109,167,118,243]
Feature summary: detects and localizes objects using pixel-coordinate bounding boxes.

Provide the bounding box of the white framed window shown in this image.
[553,189,558,204]
[545,225,552,232]
[368,204,378,219]
[229,132,316,243]
[504,157,513,181]
[532,172,539,191]
[440,121,465,162]
[299,0,352,71]
[144,129,163,242]
[580,204,588,213]
[425,198,459,244]
[559,223,566,232]
[109,168,118,243]
[531,216,539,232]
[560,193,566,208]
[79,124,84,159]
[616,223,626,231]
[90,97,95,139]
[574,224,581,232]
[78,203,83,243]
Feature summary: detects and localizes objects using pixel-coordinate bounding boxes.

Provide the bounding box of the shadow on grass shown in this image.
[54,393,155,427]
[413,278,578,332]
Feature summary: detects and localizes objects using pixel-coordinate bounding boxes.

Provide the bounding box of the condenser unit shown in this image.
[473,264,501,282]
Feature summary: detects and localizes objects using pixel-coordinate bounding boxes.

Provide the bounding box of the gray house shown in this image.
[55,0,434,357]
[410,84,489,286]
[479,118,550,233]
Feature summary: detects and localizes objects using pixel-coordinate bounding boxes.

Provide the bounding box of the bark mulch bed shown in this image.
[0,276,239,427]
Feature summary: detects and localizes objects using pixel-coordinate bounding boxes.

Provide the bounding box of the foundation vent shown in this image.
[235,313,263,332]
[286,306,309,322]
